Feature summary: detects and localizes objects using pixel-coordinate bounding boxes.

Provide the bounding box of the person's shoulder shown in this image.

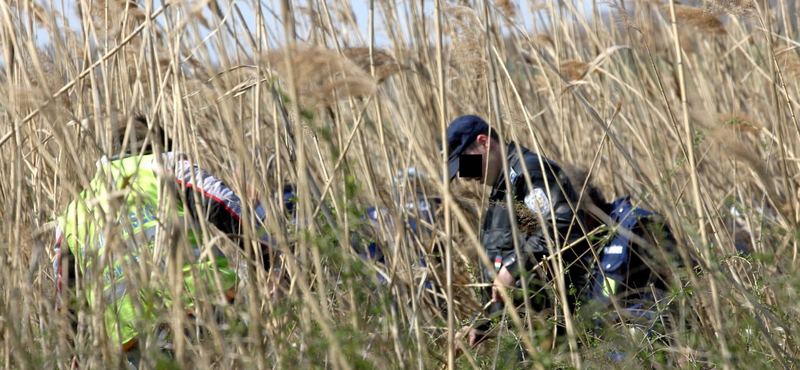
[609,196,667,232]
[609,196,653,216]
[609,196,633,210]
[58,195,92,228]
[512,144,562,173]
[519,150,543,166]
[159,151,188,163]
[516,153,568,186]
[158,151,196,172]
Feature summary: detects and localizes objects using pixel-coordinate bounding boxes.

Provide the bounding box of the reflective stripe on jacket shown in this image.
[57,153,265,346]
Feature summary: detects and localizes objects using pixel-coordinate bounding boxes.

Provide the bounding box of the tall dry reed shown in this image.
[1,0,799,369]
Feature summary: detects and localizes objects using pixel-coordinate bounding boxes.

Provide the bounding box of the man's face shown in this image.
[462,134,500,185]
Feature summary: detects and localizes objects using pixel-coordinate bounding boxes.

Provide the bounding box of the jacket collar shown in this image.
[489,142,520,199]
[96,151,167,168]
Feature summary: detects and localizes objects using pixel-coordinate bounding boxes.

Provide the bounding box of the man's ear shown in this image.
[475,134,490,148]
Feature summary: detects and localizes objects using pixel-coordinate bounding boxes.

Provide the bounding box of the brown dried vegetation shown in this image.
[341,47,403,83]
[559,60,592,82]
[708,0,756,17]
[266,45,377,107]
[664,4,727,35]
[2,0,800,369]
[445,6,487,79]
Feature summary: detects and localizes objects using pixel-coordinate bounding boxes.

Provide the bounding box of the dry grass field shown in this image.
[1,0,799,369]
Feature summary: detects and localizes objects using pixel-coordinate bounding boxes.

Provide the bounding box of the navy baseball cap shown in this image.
[445,115,490,180]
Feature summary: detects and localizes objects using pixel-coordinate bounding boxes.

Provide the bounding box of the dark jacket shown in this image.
[587,197,674,313]
[480,142,592,313]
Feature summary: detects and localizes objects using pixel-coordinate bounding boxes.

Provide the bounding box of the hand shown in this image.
[491,266,517,303]
[268,268,285,299]
[454,325,481,357]
[268,280,281,298]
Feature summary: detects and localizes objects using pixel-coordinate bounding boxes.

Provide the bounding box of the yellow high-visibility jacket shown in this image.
[54,153,271,347]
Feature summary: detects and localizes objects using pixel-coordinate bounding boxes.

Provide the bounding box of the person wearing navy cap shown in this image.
[446,115,592,357]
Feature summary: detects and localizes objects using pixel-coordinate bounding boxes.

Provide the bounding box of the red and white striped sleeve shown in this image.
[162,153,272,265]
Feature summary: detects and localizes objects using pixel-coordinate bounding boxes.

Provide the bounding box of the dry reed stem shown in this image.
[444,6,487,80]
[266,45,377,107]
[341,47,403,83]
[86,0,147,40]
[708,0,756,17]
[719,112,763,134]
[0,0,799,368]
[495,0,517,19]
[776,48,800,79]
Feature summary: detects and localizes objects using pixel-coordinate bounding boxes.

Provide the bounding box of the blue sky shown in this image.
[48,0,602,44]
[16,0,604,68]
[285,0,600,47]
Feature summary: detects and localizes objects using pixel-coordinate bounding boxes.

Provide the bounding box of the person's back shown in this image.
[53,116,275,364]
[355,168,446,313]
[585,196,674,319]
[563,165,680,363]
[361,168,439,256]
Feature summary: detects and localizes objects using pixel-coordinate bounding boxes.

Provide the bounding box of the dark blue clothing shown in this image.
[726,204,755,256]
[361,198,441,287]
[588,196,666,308]
[354,196,450,315]
[281,183,297,216]
[279,184,441,284]
[586,196,675,362]
[280,184,445,311]
[480,143,591,314]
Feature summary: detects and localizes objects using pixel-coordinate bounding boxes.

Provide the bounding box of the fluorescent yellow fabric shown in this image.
[59,155,238,346]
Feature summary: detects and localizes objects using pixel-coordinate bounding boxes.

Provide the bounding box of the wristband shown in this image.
[490,250,527,279]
